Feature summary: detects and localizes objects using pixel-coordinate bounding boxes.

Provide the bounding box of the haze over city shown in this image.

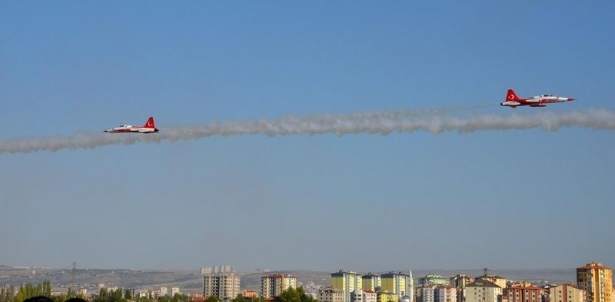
[0,1,613,272]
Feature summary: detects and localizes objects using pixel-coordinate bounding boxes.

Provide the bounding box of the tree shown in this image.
[232,294,246,302]
[296,287,315,302]
[278,287,300,302]
[205,296,220,302]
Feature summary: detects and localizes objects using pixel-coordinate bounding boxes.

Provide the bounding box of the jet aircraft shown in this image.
[104,116,159,133]
[500,89,575,108]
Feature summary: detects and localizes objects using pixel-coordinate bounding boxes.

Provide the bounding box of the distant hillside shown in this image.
[0,267,577,295]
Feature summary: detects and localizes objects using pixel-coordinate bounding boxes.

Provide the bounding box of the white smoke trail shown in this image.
[337,103,496,119]
[1,108,614,154]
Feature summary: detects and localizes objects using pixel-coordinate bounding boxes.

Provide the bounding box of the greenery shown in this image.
[229,294,266,302]
[0,281,317,302]
[0,281,191,302]
[91,287,190,302]
[0,281,62,302]
[272,286,317,302]
[218,286,317,302]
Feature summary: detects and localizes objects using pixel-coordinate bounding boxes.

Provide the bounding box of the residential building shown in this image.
[261,274,298,298]
[503,283,543,302]
[378,291,400,302]
[160,287,168,297]
[320,286,345,302]
[550,284,586,302]
[201,265,233,275]
[475,272,507,290]
[415,285,435,302]
[464,279,502,302]
[332,270,363,302]
[243,290,259,298]
[450,275,474,302]
[381,272,411,296]
[419,275,450,287]
[435,286,457,302]
[450,276,474,289]
[363,273,382,292]
[352,289,378,302]
[203,272,240,301]
[576,262,613,302]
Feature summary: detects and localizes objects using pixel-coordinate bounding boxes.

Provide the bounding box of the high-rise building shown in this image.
[261,274,297,298]
[416,285,435,302]
[576,262,613,302]
[201,265,234,275]
[550,284,586,302]
[435,286,457,302]
[203,272,240,301]
[332,270,363,302]
[363,273,382,292]
[409,270,415,302]
[450,276,474,289]
[450,275,473,302]
[381,272,411,296]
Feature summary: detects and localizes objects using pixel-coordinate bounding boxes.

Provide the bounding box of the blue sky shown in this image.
[0,1,614,272]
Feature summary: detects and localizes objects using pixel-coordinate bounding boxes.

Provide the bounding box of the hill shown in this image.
[0,266,577,295]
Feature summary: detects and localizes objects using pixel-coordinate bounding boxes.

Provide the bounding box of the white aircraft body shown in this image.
[104,117,159,133]
[500,89,575,108]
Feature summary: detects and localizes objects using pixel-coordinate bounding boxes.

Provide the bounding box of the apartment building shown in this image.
[332,270,363,302]
[320,286,345,302]
[261,274,297,298]
[450,275,474,302]
[464,279,502,302]
[381,272,412,297]
[550,284,586,302]
[503,283,543,302]
[576,262,613,302]
[203,272,240,301]
[435,286,457,302]
[363,273,382,292]
[351,289,378,302]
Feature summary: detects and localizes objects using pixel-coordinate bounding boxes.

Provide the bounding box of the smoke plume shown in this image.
[1,108,614,154]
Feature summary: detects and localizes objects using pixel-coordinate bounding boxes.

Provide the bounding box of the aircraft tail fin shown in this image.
[143,117,156,128]
[506,89,521,101]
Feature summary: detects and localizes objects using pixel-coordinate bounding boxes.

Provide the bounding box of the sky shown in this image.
[0,1,614,273]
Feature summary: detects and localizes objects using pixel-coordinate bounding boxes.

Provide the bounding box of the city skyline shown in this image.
[0,1,613,271]
[0,262,611,299]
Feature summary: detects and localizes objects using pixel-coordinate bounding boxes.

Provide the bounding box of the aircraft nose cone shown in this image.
[569,98,575,101]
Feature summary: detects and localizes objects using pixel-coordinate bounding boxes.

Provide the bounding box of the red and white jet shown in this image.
[500,89,575,108]
[103,116,159,133]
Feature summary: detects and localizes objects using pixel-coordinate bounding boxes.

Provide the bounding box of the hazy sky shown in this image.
[0,1,614,273]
